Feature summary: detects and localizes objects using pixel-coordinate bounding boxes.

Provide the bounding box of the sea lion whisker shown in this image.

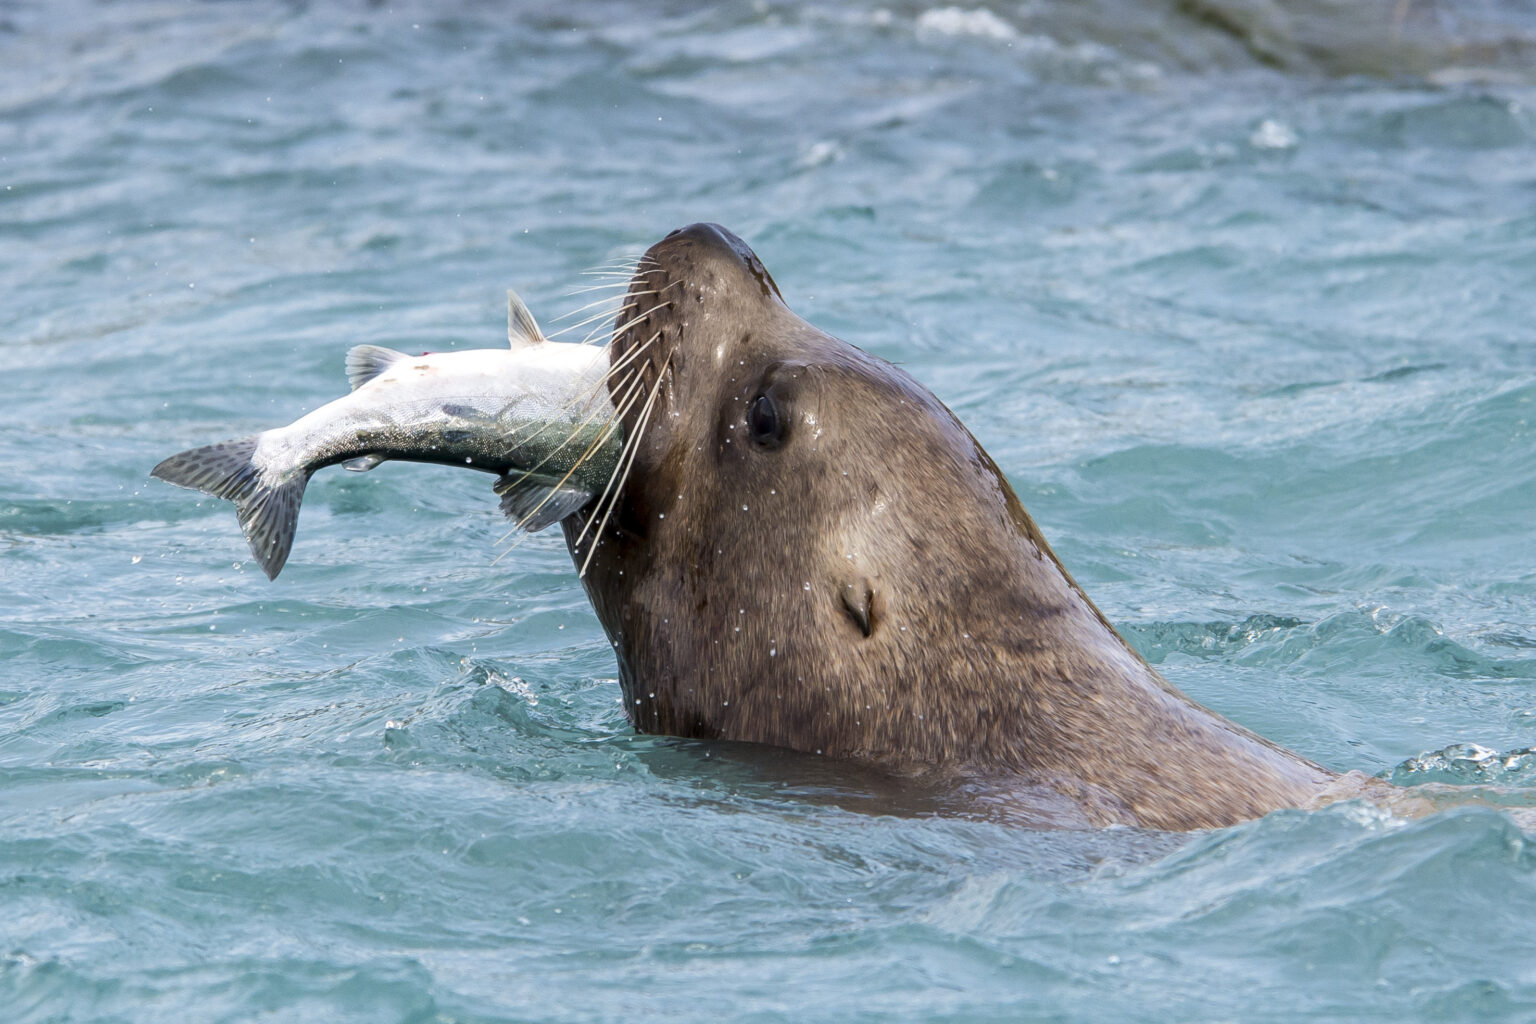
[570,300,645,347]
[617,277,683,312]
[484,340,649,455]
[570,336,658,434]
[574,258,654,283]
[579,285,663,342]
[502,370,645,542]
[502,328,655,441]
[552,285,664,326]
[482,257,666,556]
[575,269,651,285]
[564,280,641,296]
[580,322,615,347]
[497,394,622,502]
[585,331,663,407]
[489,367,647,556]
[609,292,678,341]
[580,253,648,272]
[577,351,668,577]
[569,365,656,555]
[552,290,636,319]
[481,318,664,532]
[490,411,638,561]
[567,360,657,555]
[571,286,663,308]
[478,328,657,445]
[493,362,645,508]
[479,353,628,450]
[546,304,629,340]
[546,291,662,340]
[574,273,638,283]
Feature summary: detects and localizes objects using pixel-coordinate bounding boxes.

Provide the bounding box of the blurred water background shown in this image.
[4,1,1536,1020]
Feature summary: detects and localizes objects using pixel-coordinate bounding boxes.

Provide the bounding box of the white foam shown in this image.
[915,7,1018,41]
[1250,119,1299,150]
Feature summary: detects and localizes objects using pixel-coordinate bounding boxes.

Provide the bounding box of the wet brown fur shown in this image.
[563,224,1338,831]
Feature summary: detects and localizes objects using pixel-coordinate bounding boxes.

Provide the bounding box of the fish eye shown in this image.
[747,392,785,449]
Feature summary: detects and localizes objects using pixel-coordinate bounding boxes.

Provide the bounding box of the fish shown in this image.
[151,290,621,580]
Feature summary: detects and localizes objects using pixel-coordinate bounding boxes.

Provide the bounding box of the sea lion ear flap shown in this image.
[839,578,877,638]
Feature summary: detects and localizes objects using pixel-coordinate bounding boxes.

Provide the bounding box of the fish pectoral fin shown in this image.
[345,345,411,391]
[342,454,386,473]
[494,473,592,533]
[506,288,546,347]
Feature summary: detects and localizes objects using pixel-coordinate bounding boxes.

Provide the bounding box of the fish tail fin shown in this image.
[151,438,265,503]
[151,439,309,579]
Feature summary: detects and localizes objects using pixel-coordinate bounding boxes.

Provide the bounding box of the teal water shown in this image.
[5,1,1536,1021]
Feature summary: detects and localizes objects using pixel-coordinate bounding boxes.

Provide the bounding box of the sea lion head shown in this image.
[558,224,1333,829]
[564,223,1105,769]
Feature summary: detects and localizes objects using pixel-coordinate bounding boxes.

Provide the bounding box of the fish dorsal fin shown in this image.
[345,345,411,391]
[507,288,546,347]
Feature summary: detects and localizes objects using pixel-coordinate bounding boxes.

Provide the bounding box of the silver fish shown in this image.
[152,291,620,579]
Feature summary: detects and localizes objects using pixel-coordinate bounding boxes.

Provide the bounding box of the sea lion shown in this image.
[559,223,1340,831]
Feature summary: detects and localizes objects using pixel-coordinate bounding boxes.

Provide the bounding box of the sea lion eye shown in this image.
[747,392,785,449]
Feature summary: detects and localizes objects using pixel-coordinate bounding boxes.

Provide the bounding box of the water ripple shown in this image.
[4,1,1536,1021]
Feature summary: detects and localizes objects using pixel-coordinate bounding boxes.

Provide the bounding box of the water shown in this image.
[4,1,1536,1020]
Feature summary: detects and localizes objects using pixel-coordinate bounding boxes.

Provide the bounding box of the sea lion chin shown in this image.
[561,222,1337,831]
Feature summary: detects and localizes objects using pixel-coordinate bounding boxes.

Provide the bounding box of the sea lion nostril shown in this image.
[840,581,874,638]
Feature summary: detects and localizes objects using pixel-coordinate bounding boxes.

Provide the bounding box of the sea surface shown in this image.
[4,1,1536,1021]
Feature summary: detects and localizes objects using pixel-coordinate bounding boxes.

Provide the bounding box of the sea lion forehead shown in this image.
[650,223,784,304]
[619,223,805,381]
